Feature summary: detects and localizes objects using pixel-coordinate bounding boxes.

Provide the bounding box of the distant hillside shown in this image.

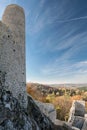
[78,86,87,92]
[50,83,87,88]
[26,82,55,100]
[27,82,80,98]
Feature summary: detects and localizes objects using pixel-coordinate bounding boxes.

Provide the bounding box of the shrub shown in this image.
[82,92,87,101]
[53,96,72,121]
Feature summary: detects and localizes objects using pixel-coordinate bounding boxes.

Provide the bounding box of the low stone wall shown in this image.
[67,100,87,130]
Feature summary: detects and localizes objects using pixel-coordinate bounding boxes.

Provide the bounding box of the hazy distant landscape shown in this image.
[46,83,87,88]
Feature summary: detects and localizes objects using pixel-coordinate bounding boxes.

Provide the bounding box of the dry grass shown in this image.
[52,96,72,121]
[26,84,46,102]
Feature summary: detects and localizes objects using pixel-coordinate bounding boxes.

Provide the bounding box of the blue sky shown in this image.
[0,0,87,84]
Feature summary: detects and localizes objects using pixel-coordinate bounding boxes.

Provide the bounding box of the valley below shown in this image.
[27,82,87,121]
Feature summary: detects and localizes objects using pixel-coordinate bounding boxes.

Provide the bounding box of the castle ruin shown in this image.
[0,4,27,108]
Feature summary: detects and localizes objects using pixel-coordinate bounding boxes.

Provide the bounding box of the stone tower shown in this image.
[0,4,27,108]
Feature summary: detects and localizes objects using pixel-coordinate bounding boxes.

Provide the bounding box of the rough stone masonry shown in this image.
[0,4,27,108]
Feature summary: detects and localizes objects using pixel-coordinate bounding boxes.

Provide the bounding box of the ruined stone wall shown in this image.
[0,4,27,108]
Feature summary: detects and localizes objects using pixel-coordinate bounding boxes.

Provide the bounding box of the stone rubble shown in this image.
[68,100,87,130]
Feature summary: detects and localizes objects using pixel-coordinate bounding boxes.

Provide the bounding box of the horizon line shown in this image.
[26,81,87,85]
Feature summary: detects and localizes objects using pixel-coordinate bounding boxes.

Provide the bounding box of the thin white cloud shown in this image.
[41,60,87,80]
[34,30,87,55]
[56,16,87,23]
[28,0,87,36]
[28,0,71,35]
[40,34,87,83]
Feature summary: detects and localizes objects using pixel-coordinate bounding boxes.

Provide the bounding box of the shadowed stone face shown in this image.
[0,4,27,108]
[35,100,56,123]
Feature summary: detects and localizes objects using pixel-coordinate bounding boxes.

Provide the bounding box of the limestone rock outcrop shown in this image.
[0,71,55,130]
[35,100,56,123]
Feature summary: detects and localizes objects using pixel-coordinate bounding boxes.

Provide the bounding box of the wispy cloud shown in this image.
[34,30,87,55]
[41,60,87,82]
[55,16,87,23]
[27,0,72,35]
[27,0,87,39]
[10,0,86,83]
[40,30,87,83]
